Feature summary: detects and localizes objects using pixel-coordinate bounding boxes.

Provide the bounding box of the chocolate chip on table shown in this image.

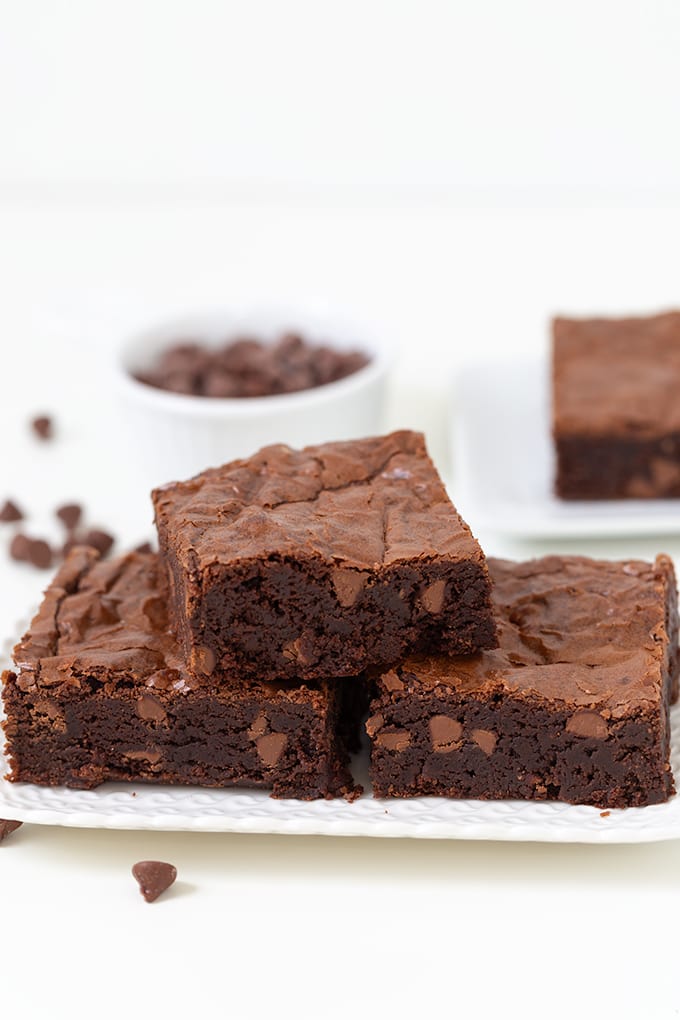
[31,415,53,440]
[9,533,32,562]
[83,529,115,557]
[0,819,23,843]
[56,503,83,531]
[0,500,23,523]
[132,860,177,903]
[9,534,53,569]
[27,538,53,569]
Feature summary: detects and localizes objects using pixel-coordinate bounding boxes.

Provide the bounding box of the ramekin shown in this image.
[115,305,393,489]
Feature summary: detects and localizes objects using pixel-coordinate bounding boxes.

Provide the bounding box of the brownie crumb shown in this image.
[0,819,23,843]
[600,811,611,818]
[56,503,83,531]
[31,415,53,440]
[134,333,370,399]
[132,860,177,902]
[0,500,23,523]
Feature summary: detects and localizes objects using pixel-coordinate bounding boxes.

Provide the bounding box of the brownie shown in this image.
[2,548,361,800]
[367,555,679,809]
[152,431,497,684]
[553,311,680,499]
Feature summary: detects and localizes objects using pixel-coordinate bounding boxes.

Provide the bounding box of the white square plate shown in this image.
[452,358,680,537]
[2,707,679,845]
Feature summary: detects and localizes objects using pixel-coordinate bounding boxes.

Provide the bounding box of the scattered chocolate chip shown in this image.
[9,533,31,562]
[31,415,53,440]
[56,503,83,530]
[134,541,154,554]
[132,860,177,902]
[10,534,53,569]
[27,538,53,570]
[82,529,115,557]
[0,500,23,522]
[0,819,23,842]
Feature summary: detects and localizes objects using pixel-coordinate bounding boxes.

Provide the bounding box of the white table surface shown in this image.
[1,203,680,1020]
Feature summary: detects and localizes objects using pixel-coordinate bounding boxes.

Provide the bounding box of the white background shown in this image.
[1,3,680,1019]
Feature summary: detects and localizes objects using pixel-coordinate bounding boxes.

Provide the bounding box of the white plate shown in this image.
[452,358,680,537]
[2,705,680,844]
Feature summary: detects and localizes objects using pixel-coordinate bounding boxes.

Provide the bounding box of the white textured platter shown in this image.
[452,358,680,538]
[1,703,679,844]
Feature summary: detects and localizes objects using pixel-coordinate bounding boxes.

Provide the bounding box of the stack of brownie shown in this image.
[2,430,678,809]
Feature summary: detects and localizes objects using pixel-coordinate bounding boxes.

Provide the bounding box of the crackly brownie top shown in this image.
[10,548,323,697]
[382,555,676,718]
[152,431,484,571]
[553,311,680,436]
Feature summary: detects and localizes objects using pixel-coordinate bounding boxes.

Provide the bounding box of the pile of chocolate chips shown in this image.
[134,333,370,398]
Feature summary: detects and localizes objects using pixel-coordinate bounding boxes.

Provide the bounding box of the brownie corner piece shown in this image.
[552,311,680,499]
[1,549,362,801]
[368,553,679,809]
[152,430,496,682]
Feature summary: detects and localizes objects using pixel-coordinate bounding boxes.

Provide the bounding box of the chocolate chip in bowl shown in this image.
[134,332,370,398]
[116,308,392,489]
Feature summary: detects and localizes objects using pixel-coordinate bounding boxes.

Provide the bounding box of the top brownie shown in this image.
[553,311,680,438]
[153,430,496,683]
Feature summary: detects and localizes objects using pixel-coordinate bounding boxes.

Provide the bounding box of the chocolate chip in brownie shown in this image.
[132,860,177,902]
[0,819,23,843]
[134,541,154,554]
[56,503,83,531]
[31,415,53,440]
[0,500,23,523]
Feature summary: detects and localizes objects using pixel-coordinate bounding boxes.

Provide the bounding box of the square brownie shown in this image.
[367,555,679,809]
[2,548,361,800]
[553,311,680,499]
[152,431,496,684]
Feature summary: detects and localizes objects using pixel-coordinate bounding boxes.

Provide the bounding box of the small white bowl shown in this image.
[115,306,393,489]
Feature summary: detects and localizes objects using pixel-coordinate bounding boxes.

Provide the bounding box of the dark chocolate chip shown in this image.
[0,500,23,522]
[83,529,115,557]
[9,533,31,562]
[26,539,53,569]
[0,819,23,842]
[31,415,53,440]
[132,860,177,902]
[134,541,154,554]
[56,503,83,530]
[132,334,370,398]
